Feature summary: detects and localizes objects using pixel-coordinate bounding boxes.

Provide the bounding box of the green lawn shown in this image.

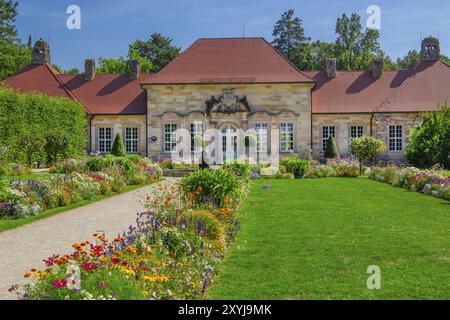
[0,184,146,233]
[209,178,450,300]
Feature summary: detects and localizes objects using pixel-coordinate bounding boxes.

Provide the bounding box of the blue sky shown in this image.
[15,0,450,70]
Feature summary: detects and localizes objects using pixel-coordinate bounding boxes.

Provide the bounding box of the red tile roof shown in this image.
[306,60,450,114]
[2,64,75,100]
[376,60,450,112]
[143,38,314,85]
[60,74,151,115]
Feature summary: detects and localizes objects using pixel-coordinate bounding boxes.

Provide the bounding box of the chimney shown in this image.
[371,58,384,79]
[31,39,51,65]
[84,59,96,81]
[325,58,336,79]
[421,36,440,61]
[129,59,141,80]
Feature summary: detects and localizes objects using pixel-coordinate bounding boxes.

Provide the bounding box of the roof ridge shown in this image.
[259,38,314,82]
[44,64,91,114]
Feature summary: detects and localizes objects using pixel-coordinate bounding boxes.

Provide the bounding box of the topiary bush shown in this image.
[111,133,126,157]
[324,136,339,159]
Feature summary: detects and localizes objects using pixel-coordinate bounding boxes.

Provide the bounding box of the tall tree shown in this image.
[129,33,180,72]
[0,0,18,44]
[334,13,383,70]
[0,1,31,80]
[307,40,336,71]
[271,9,310,69]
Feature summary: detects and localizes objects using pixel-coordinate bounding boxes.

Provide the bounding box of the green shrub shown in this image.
[407,104,450,169]
[324,136,338,159]
[223,160,253,177]
[0,87,87,165]
[280,157,311,178]
[44,132,70,165]
[85,157,107,172]
[111,133,126,157]
[179,169,248,208]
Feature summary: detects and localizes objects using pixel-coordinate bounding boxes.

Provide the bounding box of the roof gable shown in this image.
[2,64,75,99]
[144,38,314,85]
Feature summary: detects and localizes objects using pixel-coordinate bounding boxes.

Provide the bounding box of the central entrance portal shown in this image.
[221,125,238,162]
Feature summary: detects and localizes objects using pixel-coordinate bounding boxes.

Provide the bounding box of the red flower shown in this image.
[82,262,99,271]
[111,257,121,264]
[52,278,67,289]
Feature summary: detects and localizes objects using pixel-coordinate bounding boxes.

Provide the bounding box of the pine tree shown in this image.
[27,34,32,48]
[271,9,311,69]
[0,0,19,44]
[324,136,339,159]
[111,133,126,157]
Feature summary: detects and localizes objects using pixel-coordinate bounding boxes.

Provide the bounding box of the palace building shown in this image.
[3,36,449,162]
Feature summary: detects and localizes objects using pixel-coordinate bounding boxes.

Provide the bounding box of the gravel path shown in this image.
[0,179,173,300]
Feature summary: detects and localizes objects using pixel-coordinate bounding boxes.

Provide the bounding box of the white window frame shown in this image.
[280,123,294,152]
[98,127,112,153]
[190,122,203,152]
[255,123,268,153]
[164,123,177,153]
[322,126,336,152]
[125,127,139,154]
[350,126,364,139]
[389,125,403,152]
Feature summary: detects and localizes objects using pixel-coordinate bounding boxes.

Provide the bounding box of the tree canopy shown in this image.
[0,0,31,80]
[129,33,180,72]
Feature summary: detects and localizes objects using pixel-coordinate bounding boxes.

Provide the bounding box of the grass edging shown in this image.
[0,183,151,233]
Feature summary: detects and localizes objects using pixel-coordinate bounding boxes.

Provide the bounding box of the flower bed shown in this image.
[11,169,247,300]
[0,155,162,219]
[368,166,450,201]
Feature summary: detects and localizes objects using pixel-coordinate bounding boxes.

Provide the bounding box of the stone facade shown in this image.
[312,114,373,158]
[90,115,147,155]
[372,113,422,162]
[312,113,423,161]
[143,83,314,162]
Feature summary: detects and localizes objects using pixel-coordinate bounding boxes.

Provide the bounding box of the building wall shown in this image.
[312,114,373,158]
[312,112,422,161]
[90,115,147,155]
[144,83,314,161]
[372,112,422,162]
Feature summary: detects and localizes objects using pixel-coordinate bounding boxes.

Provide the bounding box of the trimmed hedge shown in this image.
[0,86,87,165]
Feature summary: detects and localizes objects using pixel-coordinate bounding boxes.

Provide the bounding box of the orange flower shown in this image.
[197,186,203,192]
[30,268,37,272]
[24,272,31,278]
[189,194,196,200]
[164,200,170,206]
[126,246,137,254]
